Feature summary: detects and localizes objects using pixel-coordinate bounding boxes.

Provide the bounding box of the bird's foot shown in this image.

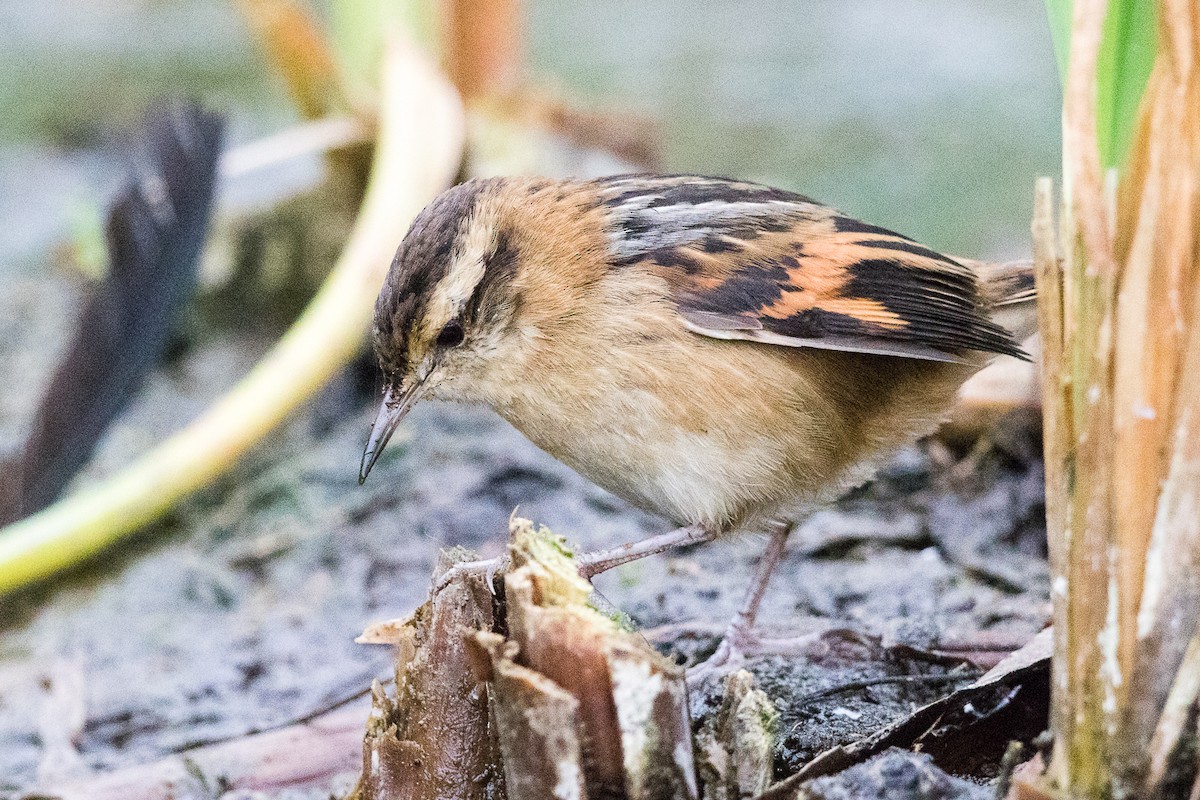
[433,555,509,594]
[685,621,758,682]
[685,519,797,683]
[433,524,717,596]
[686,626,843,683]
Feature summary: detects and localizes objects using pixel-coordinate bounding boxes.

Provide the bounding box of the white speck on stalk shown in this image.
[1098,549,1123,733]
[553,761,583,799]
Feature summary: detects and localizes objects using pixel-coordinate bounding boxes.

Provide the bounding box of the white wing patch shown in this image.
[678,312,970,363]
[593,176,817,263]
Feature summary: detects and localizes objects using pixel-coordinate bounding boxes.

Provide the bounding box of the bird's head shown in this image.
[359,178,530,483]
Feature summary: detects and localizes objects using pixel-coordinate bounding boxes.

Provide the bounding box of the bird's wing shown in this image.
[592,174,1026,363]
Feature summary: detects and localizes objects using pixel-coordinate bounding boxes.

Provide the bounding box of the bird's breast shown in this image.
[496,382,763,528]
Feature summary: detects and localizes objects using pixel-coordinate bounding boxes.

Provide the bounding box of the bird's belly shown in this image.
[493,336,970,532]
[560,428,745,526]
[498,386,802,530]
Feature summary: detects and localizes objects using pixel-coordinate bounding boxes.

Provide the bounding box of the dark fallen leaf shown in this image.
[0,102,223,524]
[758,628,1051,799]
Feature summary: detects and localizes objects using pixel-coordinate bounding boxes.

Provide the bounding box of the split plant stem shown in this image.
[1041,0,1199,796]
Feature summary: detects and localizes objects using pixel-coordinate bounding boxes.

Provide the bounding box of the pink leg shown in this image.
[433,523,717,593]
[687,520,796,681]
[578,524,716,577]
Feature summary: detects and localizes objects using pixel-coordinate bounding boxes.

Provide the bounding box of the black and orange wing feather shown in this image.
[593,175,1027,363]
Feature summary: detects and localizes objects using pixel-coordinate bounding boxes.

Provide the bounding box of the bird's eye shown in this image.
[436,320,465,348]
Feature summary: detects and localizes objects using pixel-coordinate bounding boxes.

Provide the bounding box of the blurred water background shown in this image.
[0,0,1058,277]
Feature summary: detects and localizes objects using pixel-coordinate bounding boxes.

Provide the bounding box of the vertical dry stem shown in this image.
[1044,0,1200,797]
[1034,178,1070,790]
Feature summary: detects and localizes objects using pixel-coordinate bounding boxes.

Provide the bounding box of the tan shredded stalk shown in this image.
[439,0,523,101]
[236,0,354,119]
[1039,0,1200,797]
[1033,177,1071,794]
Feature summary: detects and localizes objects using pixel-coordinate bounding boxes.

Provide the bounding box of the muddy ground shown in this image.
[0,301,1050,794]
[0,2,1058,795]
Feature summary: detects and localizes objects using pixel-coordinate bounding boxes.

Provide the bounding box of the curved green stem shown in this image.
[0,41,464,597]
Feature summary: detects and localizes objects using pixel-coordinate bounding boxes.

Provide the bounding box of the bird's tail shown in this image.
[973,258,1038,342]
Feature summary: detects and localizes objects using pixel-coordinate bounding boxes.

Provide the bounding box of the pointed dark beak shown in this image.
[359,381,423,484]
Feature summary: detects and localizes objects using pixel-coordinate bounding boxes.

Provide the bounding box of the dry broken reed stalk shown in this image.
[1036,0,1200,797]
[351,519,739,800]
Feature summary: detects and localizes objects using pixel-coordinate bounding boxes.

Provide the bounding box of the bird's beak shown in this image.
[359,380,424,484]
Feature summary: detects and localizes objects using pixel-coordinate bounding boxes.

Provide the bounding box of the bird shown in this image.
[357,173,1036,676]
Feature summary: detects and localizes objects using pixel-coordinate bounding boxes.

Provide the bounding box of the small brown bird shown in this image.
[358,174,1034,674]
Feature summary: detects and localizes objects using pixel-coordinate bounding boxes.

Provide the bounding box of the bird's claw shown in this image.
[685,626,756,683]
[433,555,509,595]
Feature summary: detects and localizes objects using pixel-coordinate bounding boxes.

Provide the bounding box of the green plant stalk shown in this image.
[1045,0,1157,169]
[0,42,464,597]
[1046,0,1074,80]
[1095,0,1156,170]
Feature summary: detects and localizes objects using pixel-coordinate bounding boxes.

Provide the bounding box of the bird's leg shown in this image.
[687,520,795,681]
[432,523,717,594]
[577,523,716,577]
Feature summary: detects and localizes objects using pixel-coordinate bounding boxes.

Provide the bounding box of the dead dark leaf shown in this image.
[759,629,1050,799]
[0,102,222,524]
